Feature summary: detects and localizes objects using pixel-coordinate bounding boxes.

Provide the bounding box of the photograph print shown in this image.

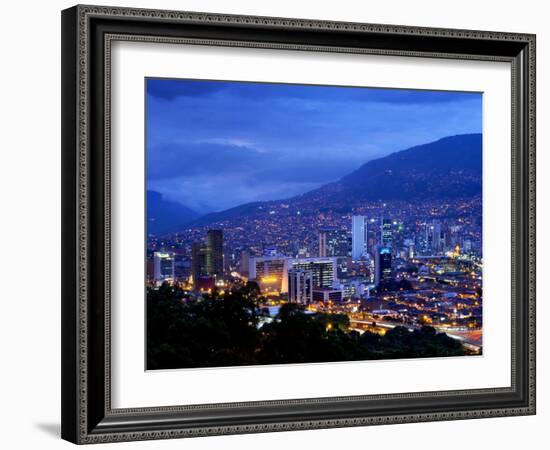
[145,78,483,370]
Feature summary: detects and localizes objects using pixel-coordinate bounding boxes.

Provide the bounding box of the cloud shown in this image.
[147,78,227,100]
[147,139,361,189]
[197,137,265,152]
[353,88,481,105]
[146,141,271,181]
[147,78,480,105]
[149,175,322,213]
[146,79,482,212]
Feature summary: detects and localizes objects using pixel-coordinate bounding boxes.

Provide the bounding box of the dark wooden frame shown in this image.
[61,4,536,444]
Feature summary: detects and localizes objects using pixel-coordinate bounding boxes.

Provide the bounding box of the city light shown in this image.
[145,79,483,368]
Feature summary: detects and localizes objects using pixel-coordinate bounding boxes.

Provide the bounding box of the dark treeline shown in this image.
[147,283,465,370]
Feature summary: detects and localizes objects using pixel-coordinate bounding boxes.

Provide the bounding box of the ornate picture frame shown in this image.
[61,4,536,444]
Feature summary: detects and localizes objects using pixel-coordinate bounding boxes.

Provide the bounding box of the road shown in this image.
[349,318,482,352]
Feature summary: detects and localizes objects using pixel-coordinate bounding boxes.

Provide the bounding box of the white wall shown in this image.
[0,0,546,448]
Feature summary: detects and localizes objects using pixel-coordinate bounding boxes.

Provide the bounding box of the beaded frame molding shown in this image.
[61,4,536,444]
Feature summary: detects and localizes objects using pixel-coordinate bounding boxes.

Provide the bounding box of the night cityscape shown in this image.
[145,79,483,369]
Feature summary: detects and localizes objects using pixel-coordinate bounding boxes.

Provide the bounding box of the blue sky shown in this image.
[146,78,482,214]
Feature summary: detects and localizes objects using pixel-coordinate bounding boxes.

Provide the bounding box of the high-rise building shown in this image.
[288,269,313,304]
[381,218,393,248]
[191,242,207,285]
[206,229,223,277]
[336,256,349,279]
[352,216,368,260]
[173,251,192,282]
[319,229,328,257]
[428,220,444,254]
[249,256,290,293]
[153,251,175,284]
[146,257,155,284]
[249,256,338,294]
[319,227,349,257]
[239,250,250,277]
[332,279,368,299]
[375,246,392,286]
[289,257,337,289]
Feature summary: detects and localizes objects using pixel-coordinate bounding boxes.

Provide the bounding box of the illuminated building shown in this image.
[239,250,250,277]
[249,256,338,294]
[288,269,313,304]
[173,252,192,282]
[402,238,416,260]
[191,242,207,286]
[289,257,337,289]
[375,246,392,286]
[430,220,442,254]
[146,257,155,283]
[206,229,224,277]
[424,220,448,255]
[453,244,461,258]
[312,287,343,303]
[381,218,393,248]
[319,229,327,257]
[332,279,369,299]
[319,227,349,257]
[191,230,224,287]
[336,256,349,279]
[409,244,415,259]
[249,256,290,293]
[351,216,368,260]
[153,251,175,284]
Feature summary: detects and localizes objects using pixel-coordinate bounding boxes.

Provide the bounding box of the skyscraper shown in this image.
[173,251,192,282]
[351,216,368,261]
[319,227,349,257]
[427,220,443,254]
[153,251,175,284]
[381,218,393,248]
[288,269,313,304]
[433,220,445,254]
[206,229,224,277]
[319,229,328,257]
[191,242,207,285]
[249,256,338,294]
[239,249,250,277]
[375,246,392,286]
[289,257,337,289]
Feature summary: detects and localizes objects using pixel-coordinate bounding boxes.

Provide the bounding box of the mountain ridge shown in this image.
[153,133,482,231]
[302,133,482,203]
[147,190,199,234]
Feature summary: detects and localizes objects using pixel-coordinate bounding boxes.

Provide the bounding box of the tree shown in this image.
[147,283,260,369]
[146,284,465,370]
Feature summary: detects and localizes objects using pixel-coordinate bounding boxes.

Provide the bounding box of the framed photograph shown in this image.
[61,4,536,444]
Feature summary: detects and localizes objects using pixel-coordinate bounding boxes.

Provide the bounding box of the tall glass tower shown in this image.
[375,246,392,286]
[351,216,368,261]
[206,229,224,277]
[381,218,393,248]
